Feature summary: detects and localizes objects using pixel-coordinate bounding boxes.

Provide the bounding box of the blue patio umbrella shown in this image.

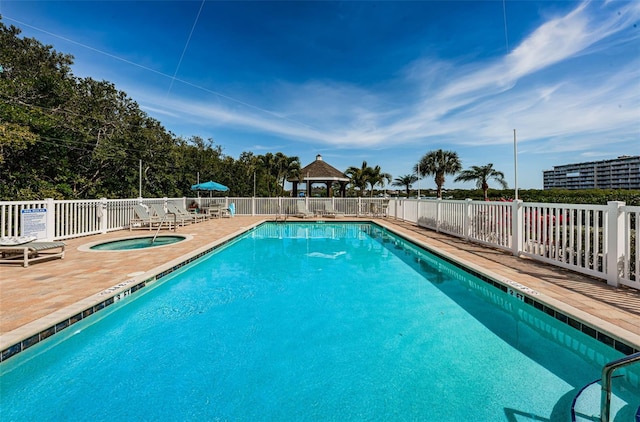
[191,181,229,198]
[191,181,229,192]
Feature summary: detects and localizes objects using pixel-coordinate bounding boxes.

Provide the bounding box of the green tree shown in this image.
[251,152,300,197]
[274,152,301,194]
[454,163,508,200]
[346,161,370,197]
[392,174,419,196]
[366,164,392,197]
[415,149,462,199]
[0,21,76,199]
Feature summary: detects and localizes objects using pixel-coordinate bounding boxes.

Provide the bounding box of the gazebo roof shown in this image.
[289,154,350,182]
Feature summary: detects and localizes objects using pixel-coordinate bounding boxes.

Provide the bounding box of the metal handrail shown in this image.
[151,212,176,244]
[600,351,640,422]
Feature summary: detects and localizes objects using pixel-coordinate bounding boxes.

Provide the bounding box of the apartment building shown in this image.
[543,155,640,190]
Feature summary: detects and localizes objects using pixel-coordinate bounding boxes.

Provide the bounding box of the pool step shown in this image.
[571,379,639,422]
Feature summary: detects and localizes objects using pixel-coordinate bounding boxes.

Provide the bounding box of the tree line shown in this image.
[0,22,309,200]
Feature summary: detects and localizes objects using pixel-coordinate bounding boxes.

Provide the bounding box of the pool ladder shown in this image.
[600,351,640,422]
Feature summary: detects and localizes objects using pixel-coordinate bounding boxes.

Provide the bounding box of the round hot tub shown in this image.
[85,235,187,251]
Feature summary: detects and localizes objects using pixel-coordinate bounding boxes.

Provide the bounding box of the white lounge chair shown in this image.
[322,202,344,218]
[295,201,314,218]
[0,238,65,267]
[149,204,190,227]
[130,204,163,230]
[167,203,202,223]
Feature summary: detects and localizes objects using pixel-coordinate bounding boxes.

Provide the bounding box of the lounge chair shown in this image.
[295,201,314,218]
[372,200,389,218]
[149,204,191,227]
[322,202,344,218]
[0,237,65,267]
[166,203,203,223]
[130,204,163,231]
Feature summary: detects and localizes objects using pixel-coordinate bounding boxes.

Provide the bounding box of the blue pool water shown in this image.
[1,223,637,421]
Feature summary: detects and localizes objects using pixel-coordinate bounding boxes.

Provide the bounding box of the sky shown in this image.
[1,0,638,191]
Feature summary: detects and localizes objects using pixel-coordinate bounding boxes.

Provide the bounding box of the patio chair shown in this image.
[295,201,314,219]
[149,204,187,228]
[221,203,235,218]
[0,237,65,267]
[373,200,389,218]
[167,203,202,223]
[205,203,222,218]
[322,202,344,218]
[130,204,163,231]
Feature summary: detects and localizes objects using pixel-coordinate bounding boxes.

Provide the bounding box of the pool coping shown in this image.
[2,219,638,363]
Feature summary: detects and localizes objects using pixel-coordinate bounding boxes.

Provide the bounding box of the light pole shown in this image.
[513,129,518,200]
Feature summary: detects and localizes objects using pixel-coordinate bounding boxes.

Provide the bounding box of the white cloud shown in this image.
[127,0,637,165]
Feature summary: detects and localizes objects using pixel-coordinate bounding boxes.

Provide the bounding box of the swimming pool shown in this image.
[1,222,638,420]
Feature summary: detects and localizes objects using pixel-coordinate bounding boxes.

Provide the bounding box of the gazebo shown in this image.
[289,154,350,197]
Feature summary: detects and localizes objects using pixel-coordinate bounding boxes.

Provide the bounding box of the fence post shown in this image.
[45,198,55,241]
[464,199,472,240]
[511,200,523,256]
[99,198,108,234]
[606,201,624,287]
[436,198,442,232]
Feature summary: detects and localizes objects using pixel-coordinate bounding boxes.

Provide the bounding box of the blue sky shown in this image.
[1,0,638,190]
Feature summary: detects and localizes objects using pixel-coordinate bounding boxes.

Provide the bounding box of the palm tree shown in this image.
[256,153,278,197]
[415,149,462,199]
[366,165,392,197]
[274,153,300,194]
[454,163,508,200]
[345,161,370,197]
[392,174,419,197]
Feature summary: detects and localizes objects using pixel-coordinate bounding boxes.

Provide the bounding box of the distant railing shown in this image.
[388,198,638,291]
[1,196,637,290]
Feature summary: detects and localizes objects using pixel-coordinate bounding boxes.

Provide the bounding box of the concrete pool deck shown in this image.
[1,216,639,357]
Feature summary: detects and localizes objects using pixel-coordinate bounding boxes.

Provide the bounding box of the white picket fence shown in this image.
[1,197,637,291]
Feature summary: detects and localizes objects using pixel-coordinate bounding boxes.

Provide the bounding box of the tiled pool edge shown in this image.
[375,221,640,356]
[0,222,264,363]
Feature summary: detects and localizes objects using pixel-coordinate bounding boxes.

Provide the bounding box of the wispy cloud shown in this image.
[127,0,637,161]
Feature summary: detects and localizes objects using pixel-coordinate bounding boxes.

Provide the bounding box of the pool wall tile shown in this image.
[1,344,20,361]
[22,334,40,349]
[70,313,83,325]
[39,326,55,341]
